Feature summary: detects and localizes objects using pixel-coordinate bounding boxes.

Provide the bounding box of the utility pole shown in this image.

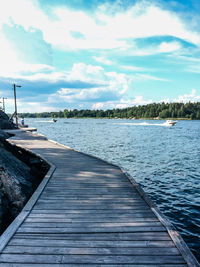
[2,97,7,112]
[13,84,22,127]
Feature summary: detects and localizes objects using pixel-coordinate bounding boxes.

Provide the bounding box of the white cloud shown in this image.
[126,40,183,56]
[159,98,170,103]
[173,89,200,102]
[179,57,200,73]
[134,73,170,82]
[1,0,199,52]
[0,32,21,76]
[167,54,200,73]
[54,86,108,102]
[188,65,200,73]
[121,65,147,72]
[0,0,48,31]
[17,102,58,113]
[48,4,200,49]
[92,102,105,110]
[2,96,55,113]
[0,30,53,77]
[159,41,181,53]
[48,62,132,103]
[68,63,131,95]
[115,97,153,108]
[93,56,113,65]
[96,3,200,43]
[92,96,153,110]
[68,63,104,83]
[21,64,54,73]
[178,55,200,63]
[1,98,16,114]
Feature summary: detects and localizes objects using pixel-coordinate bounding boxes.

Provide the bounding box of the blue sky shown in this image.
[1,0,200,112]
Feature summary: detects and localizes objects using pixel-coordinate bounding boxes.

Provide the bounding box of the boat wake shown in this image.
[118,122,175,127]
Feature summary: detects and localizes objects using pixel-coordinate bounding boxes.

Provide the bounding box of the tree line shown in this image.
[19,102,200,120]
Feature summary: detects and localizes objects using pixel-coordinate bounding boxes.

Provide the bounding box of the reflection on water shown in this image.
[28,118,200,260]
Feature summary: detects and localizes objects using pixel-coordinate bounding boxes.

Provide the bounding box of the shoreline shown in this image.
[21,116,195,120]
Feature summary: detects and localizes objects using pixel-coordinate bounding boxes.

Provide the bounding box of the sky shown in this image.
[1,0,200,113]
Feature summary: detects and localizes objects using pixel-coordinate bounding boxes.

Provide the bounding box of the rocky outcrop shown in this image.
[0,129,49,234]
[0,110,49,234]
[0,110,16,130]
[0,131,10,142]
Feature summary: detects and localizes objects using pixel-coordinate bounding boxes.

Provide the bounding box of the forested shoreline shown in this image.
[19,102,200,120]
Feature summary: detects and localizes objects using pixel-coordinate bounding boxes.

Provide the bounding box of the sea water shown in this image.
[27,118,200,260]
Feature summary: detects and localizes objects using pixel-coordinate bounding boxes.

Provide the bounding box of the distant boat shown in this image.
[164,120,177,126]
[52,119,57,122]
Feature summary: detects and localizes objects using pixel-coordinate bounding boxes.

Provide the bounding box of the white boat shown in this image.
[164,120,177,126]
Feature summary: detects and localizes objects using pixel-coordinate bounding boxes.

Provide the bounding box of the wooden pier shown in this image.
[0,130,199,266]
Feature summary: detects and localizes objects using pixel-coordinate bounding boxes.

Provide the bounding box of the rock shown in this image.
[0,137,50,234]
[0,148,35,197]
[0,176,10,233]
[0,110,9,121]
[0,110,16,129]
[0,168,26,209]
[0,130,10,142]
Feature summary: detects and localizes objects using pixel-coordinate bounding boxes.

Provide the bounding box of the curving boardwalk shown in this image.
[0,130,199,266]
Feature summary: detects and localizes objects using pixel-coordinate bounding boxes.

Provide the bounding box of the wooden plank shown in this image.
[21,221,162,227]
[37,199,145,204]
[9,239,175,248]
[4,246,180,255]
[61,255,185,264]
[27,211,156,217]
[0,264,188,267]
[0,254,185,264]
[35,202,146,207]
[30,209,152,214]
[24,217,158,223]
[40,194,140,198]
[28,212,155,218]
[39,196,142,200]
[17,226,166,233]
[45,186,134,190]
[0,254,62,264]
[47,180,131,184]
[48,179,131,183]
[33,204,149,210]
[46,184,133,188]
[14,232,171,241]
[43,188,137,192]
[33,204,148,209]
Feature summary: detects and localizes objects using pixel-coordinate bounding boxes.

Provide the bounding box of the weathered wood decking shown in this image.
[0,130,199,266]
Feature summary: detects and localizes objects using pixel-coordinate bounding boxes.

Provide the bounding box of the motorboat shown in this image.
[164,120,177,126]
[52,118,57,122]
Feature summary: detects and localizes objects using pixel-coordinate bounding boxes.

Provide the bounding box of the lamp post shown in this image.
[13,84,21,127]
[2,97,7,112]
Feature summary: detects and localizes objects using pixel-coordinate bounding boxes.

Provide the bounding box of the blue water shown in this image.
[28,118,200,260]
